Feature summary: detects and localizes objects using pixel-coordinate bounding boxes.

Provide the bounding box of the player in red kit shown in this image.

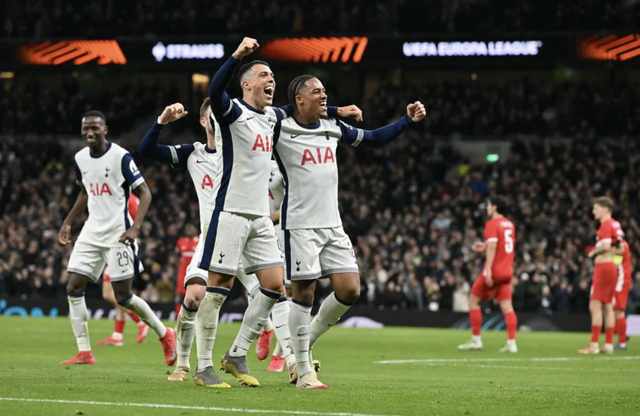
[459,196,518,353]
[175,223,199,315]
[579,196,623,355]
[97,194,149,346]
[613,238,632,350]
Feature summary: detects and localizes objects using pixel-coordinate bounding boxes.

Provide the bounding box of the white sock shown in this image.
[137,321,146,327]
[229,288,280,357]
[271,299,293,359]
[120,295,166,338]
[264,318,274,332]
[176,305,197,369]
[620,343,627,348]
[111,332,123,341]
[196,287,228,369]
[472,335,482,343]
[309,292,352,348]
[68,295,91,352]
[289,300,313,376]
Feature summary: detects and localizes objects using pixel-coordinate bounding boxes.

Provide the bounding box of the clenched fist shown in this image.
[406,101,426,122]
[232,37,260,60]
[158,103,188,125]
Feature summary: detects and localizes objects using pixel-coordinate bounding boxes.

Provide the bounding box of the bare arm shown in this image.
[119,182,152,244]
[588,240,611,258]
[59,187,88,245]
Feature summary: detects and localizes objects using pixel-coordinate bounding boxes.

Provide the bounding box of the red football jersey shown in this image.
[596,218,623,247]
[176,235,199,280]
[128,194,140,221]
[622,240,632,284]
[484,217,516,278]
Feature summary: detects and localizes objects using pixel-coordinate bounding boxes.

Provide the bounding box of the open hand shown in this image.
[158,103,188,124]
[233,37,259,60]
[406,101,426,122]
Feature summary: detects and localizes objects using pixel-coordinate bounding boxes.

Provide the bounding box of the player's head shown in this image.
[592,196,614,220]
[185,223,198,237]
[288,75,327,121]
[81,110,108,147]
[199,97,214,137]
[238,60,274,109]
[487,195,508,217]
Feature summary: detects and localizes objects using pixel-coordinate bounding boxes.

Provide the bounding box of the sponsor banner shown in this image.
[579,34,640,61]
[0,297,604,333]
[0,35,574,69]
[2,35,640,69]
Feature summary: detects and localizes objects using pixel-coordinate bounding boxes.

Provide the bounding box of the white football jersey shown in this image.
[208,99,286,216]
[74,142,144,247]
[167,141,218,231]
[268,160,284,215]
[274,117,363,229]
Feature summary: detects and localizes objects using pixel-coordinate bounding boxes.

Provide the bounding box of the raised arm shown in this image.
[209,37,259,121]
[138,103,193,168]
[339,102,425,148]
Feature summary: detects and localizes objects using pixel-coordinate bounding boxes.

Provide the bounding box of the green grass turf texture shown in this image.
[0,316,638,416]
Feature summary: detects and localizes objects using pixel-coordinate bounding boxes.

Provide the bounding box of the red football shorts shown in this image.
[614,282,631,311]
[590,263,617,303]
[103,270,111,283]
[471,273,512,302]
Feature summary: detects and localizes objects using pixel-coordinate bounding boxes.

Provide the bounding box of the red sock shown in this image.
[470,309,482,336]
[128,311,142,323]
[504,311,517,340]
[605,327,615,345]
[591,326,602,343]
[175,303,182,317]
[114,319,125,335]
[616,317,627,344]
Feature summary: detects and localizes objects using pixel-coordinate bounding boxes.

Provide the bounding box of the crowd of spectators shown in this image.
[0,78,180,136]
[3,77,640,140]
[2,0,639,38]
[1,127,639,314]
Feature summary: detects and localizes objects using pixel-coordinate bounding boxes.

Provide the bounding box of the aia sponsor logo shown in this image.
[301,147,335,166]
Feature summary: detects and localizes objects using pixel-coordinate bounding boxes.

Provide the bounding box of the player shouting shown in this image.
[273,74,425,388]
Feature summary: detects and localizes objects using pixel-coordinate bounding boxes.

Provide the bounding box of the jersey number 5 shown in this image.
[504,229,514,254]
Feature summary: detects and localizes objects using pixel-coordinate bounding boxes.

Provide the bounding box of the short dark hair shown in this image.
[82,110,106,123]
[593,196,614,212]
[287,75,315,113]
[200,97,210,119]
[489,195,509,215]
[238,60,270,85]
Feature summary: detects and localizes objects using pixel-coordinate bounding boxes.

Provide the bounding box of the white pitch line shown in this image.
[374,355,640,364]
[473,365,637,372]
[0,398,409,416]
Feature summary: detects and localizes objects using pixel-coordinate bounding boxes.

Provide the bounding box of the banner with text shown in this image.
[0,297,613,333]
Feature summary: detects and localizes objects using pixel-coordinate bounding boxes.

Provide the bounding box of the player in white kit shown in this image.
[274,75,426,388]
[194,37,293,388]
[198,37,362,387]
[138,99,266,386]
[59,110,177,366]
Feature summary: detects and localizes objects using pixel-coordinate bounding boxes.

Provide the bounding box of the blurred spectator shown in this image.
[2,0,639,38]
[452,277,470,312]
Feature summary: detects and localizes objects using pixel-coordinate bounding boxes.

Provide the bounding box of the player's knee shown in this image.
[337,285,360,304]
[66,281,84,296]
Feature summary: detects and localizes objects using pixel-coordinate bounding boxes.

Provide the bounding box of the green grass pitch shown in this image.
[0,316,638,416]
